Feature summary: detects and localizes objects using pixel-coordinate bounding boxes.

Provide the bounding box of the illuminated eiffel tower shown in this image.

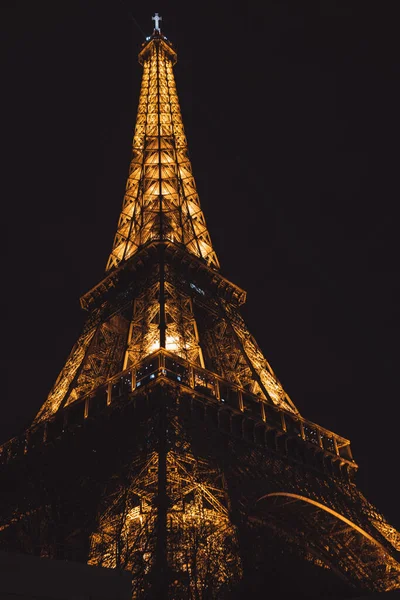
[1,14,399,599]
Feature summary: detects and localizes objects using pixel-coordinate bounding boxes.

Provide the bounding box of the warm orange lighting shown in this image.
[166,335,180,352]
[149,339,160,353]
[4,23,399,597]
[88,451,242,596]
[105,41,219,272]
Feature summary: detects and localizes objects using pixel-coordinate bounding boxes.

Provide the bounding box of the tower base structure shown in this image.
[1,367,399,599]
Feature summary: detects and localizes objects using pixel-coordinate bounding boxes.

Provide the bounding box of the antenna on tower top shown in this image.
[152,13,162,33]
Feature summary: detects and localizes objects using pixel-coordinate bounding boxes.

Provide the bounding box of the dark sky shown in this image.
[2,1,399,529]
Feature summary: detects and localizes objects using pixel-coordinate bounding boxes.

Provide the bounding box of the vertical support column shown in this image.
[131,368,136,390]
[189,365,194,389]
[159,350,166,375]
[317,429,323,449]
[333,436,339,456]
[156,43,166,353]
[123,322,134,370]
[280,412,287,433]
[159,245,166,349]
[238,390,244,412]
[153,389,169,597]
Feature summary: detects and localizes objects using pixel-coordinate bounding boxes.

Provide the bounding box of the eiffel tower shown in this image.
[1,14,399,600]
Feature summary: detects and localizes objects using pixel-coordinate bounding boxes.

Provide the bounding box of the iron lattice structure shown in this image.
[1,21,399,599]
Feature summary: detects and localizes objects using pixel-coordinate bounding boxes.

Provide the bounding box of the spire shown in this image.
[106,20,220,273]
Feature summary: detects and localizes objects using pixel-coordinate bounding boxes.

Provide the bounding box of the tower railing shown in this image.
[0,349,354,469]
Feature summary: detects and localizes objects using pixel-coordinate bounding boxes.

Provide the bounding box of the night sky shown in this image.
[2,1,399,530]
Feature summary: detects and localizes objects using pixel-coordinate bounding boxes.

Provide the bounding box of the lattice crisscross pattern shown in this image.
[106,38,219,272]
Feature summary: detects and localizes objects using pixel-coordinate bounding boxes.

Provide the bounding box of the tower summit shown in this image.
[151,12,162,33]
[105,15,219,274]
[1,14,399,599]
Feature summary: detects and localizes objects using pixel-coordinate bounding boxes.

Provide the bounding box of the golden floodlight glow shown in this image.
[10,19,397,595]
[105,36,220,273]
[88,451,242,597]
